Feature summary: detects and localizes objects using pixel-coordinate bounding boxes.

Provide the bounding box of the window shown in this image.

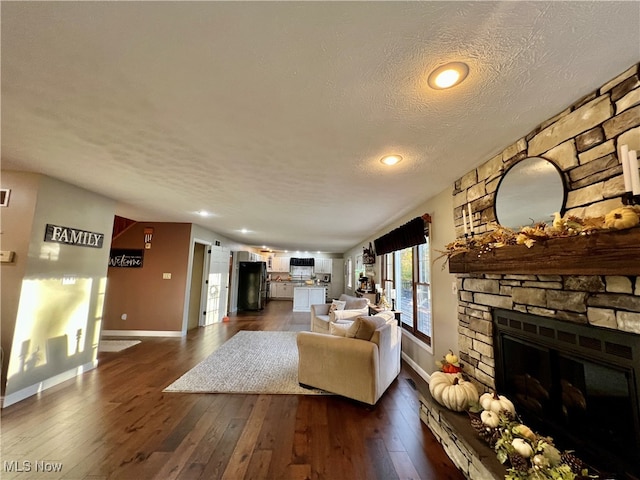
[346,257,353,289]
[382,238,432,345]
[382,253,394,306]
[355,254,364,286]
[415,241,432,342]
[396,247,414,329]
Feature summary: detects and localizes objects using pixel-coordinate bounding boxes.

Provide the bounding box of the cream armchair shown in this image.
[310,294,370,333]
[297,313,401,405]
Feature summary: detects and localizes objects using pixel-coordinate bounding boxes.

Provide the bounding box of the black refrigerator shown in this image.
[237,261,267,311]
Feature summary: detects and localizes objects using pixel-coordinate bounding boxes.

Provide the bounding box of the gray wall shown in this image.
[1,172,116,406]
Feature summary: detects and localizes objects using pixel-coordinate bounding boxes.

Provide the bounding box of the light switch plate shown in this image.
[0,251,15,263]
[163,273,171,279]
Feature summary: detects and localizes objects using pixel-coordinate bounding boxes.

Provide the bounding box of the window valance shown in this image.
[373,214,431,256]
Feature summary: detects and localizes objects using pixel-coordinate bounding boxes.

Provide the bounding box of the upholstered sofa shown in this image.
[297,311,401,405]
[310,294,370,333]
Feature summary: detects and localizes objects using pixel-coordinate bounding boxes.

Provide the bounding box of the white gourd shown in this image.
[429,372,479,412]
[479,391,515,415]
[480,410,500,428]
[512,438,534,458]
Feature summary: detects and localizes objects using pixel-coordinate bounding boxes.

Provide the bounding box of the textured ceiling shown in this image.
[2,2,639,253]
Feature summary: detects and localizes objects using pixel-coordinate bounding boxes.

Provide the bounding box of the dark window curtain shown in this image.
[290,257,315,267]
[373,215,430,256]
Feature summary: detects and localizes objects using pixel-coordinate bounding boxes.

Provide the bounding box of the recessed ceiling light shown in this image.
[381,155,402,166]
[427,62,469,89]
[197,210,210,217]
[241,228,248,234]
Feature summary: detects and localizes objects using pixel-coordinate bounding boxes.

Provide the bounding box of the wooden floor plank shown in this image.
[148,399,221,480]
[221,395,272,480]
[0,300,464,480]
[244,449,272,479]
[389,450,422,480]
[197,416,247,480]
[366,437,400,480]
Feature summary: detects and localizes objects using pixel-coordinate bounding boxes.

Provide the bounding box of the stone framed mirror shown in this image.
[494,156,567,229]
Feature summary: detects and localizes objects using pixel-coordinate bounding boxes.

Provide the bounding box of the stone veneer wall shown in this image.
[450,62,640,392]
[454,62,640,235]
[457,273,640,391]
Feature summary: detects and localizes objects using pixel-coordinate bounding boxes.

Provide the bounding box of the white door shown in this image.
[203,245,230,325]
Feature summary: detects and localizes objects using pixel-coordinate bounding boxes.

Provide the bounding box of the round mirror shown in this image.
[494,156,566,229]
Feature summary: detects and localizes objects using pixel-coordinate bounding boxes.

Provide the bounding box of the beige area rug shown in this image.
[98,339,141,352]
[163,331,328,395]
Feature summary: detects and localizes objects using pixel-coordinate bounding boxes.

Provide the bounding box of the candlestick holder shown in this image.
[622,192,640,206]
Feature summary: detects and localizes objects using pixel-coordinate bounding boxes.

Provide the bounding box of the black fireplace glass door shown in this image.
[557,353,635,459]
[502,336,553,418]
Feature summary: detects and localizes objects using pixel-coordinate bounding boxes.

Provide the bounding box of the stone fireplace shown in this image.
[456,272,640,393]
[418,62,640,479]
[421,253,640,479]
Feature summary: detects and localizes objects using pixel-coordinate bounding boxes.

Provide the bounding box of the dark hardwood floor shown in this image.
[0,300,464,480]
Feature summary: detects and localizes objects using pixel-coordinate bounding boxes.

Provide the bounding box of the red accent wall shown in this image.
[103,222,192,332]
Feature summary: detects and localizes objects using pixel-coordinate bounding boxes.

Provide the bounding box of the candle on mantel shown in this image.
[629,149,640,196]
[620,144,632,192]
[467,203,474,234]
[462,208,468,235]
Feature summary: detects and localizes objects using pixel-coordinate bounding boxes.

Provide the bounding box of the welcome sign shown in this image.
[109,249,144,268]
[44,224,105,248]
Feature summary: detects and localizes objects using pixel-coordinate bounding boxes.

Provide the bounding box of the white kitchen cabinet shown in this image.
[272,256,290,273]
[236,251,265,263]
[293,287,326,312]
[274,282,293,299]
[314,258,332,274]
[272,257,282,272]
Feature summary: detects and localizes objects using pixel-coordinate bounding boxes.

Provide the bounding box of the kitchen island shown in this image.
[292,286,326,312]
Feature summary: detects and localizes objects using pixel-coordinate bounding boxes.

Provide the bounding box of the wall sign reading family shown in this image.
[44,224,105,248]
[109,249,144,268]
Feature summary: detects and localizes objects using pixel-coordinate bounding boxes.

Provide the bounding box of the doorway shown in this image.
[187,242,206,330]
[201,244,230,325]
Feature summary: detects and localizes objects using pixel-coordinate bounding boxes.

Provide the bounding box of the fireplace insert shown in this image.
[493,309,640,479]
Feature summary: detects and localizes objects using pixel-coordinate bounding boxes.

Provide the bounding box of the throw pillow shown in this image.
[328,300,346,314]
[329,323,349,337]
[346,315,388,341]
[343,297,368,310]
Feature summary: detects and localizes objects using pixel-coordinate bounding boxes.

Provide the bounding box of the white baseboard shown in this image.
[1,360,97,408]
[402,351,432,384]
[101,330,183,337]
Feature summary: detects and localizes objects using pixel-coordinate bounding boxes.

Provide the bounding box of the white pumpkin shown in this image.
[512,438,534,458]
[480,410,500,428]
[479,391,516,415]
[429,372,479,412]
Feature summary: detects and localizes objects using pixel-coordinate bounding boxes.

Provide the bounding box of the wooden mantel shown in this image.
[448,227,640,275]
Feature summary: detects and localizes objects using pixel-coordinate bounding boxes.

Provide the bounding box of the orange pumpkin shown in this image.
[443,363,462,374]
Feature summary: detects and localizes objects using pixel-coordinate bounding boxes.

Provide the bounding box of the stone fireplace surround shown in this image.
[419,63,640,479]
[447,57,640,398]
[457,272,640,394]
[419,269,640,479]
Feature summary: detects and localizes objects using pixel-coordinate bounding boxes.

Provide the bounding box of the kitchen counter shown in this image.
[292,286,326,312]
